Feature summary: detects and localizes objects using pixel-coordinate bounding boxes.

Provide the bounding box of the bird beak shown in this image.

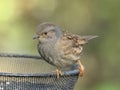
[33,34,39,40]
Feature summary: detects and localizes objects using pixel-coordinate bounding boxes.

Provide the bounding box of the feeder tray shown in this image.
[0,53,79,90]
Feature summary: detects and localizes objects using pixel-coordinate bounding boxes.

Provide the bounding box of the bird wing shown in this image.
[62,31,98,45]
[56,31,97,61]
[56,32,82,61]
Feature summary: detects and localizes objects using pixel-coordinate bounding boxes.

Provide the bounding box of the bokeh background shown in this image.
[0,0,120,90]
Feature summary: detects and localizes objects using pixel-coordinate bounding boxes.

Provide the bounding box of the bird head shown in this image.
[33,22,63,43]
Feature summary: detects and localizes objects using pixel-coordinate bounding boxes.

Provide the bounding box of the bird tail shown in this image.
[78,35,98,45]
[81,35,98,41]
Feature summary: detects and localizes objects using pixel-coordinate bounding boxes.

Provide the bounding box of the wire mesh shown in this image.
[0,53,79,90]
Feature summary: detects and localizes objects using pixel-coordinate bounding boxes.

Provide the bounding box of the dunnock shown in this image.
[33,22,97,78]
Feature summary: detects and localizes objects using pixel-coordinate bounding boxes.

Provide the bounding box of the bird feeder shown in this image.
[0,53,79,90]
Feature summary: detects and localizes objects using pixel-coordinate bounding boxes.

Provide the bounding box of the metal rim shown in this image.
[0,70,79,77]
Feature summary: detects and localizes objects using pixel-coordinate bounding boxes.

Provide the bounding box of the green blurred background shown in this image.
[0,0,120,90]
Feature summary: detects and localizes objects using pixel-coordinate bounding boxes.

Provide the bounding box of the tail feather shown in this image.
[81,35,98,41]
[78,35,98,45]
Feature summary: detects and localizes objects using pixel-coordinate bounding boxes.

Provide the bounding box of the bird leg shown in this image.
[55,68,62,78]
[77,60,84,77]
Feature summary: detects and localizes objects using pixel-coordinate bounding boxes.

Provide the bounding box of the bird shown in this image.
[33,22,97,78]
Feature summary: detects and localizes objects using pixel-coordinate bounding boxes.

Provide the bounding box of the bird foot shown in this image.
[55,69,62,78]
[77,60,84,77]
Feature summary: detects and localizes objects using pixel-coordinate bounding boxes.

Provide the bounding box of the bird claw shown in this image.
[56,69,62,78]
[77,60,84,77]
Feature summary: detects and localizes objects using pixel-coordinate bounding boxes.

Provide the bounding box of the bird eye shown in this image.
[43,32,47,35]
[44,32,47,35]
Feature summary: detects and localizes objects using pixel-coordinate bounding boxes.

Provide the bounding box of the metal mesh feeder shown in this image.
[0,53,79,90]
